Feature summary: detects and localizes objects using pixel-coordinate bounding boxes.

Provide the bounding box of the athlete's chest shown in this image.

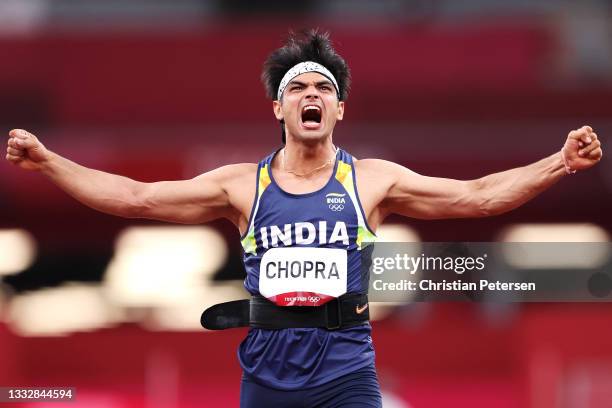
[270,166,335,195]
[258,182,354,216]
[253,187,359,307]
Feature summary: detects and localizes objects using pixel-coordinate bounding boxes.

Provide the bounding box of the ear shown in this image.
[336,101,345,121]
[273,100,283,121]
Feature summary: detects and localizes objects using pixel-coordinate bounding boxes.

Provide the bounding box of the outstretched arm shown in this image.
[5,129,244,224]
[380,126,603,220]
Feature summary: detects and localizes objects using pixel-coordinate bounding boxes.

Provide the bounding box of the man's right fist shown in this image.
[5,129,50,171]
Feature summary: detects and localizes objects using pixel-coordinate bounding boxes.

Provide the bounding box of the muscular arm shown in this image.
[378,126,603,220]
[381,153,565,220]
[5,129,249,224]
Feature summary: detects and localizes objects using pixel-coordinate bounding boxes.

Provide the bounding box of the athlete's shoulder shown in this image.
[220,162,258,175]
[193,163,257,196]
[353,158,403,175]
[204,163,258,220]
[203,163,258,181]
[352,159,411,195]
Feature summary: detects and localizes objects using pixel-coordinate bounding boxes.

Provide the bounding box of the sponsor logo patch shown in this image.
[355,303,369,314]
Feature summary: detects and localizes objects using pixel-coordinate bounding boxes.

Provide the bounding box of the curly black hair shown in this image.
[262,29,351,102]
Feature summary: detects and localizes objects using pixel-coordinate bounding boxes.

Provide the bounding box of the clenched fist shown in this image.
[562,125,603,173]
[5,129,50,171]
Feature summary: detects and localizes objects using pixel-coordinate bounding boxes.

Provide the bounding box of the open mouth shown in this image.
[301,105,322,128]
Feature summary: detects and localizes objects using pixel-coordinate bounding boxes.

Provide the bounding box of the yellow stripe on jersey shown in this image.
[241,164,273,255]
[259,165,271,197]
[336,160,376,250]
[335,161,352,190]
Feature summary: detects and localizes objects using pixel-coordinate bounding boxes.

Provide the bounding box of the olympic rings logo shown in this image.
[308,296,321,303]
[328,204,344,212]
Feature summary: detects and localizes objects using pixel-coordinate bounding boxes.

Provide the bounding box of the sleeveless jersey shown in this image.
[238,148,377,390]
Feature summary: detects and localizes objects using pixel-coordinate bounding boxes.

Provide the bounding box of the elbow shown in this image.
[122,184,150,219]
[471,179,495,218]
[123,201,146,219]
[475,192,515,218]
[476,197,494,217]
[112,198,146,219]
[469,178,518,218]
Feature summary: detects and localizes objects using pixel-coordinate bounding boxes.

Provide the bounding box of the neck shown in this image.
[282,137,337,176]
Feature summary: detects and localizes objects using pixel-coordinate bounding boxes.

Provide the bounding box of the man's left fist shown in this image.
[562,125,603,172]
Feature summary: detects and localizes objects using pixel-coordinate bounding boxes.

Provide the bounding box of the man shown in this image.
[5,29,603,407]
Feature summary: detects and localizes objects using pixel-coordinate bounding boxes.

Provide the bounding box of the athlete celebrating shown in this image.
[5,30,603,407]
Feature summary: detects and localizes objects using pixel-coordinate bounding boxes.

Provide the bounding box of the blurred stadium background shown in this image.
[1,1,612,407]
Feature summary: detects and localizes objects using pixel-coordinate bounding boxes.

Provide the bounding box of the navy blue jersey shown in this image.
[237,148,377,390]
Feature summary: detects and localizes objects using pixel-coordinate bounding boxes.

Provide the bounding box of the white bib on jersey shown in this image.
[259,247,347,306]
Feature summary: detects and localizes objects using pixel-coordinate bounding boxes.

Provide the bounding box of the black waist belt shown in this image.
[201,293,369,331]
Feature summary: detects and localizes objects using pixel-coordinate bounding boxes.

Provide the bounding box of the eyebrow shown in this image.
[287,79,334,87]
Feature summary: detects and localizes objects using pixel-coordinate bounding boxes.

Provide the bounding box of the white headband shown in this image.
[276,61,340,101]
